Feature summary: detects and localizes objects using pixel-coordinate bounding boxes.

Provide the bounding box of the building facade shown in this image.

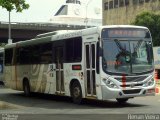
[102,0,160,25]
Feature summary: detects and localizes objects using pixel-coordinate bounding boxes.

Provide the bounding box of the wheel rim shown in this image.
[73,86,80,98]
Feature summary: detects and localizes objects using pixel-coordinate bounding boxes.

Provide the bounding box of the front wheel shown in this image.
[116,98,129,104]
[71,81,82,104]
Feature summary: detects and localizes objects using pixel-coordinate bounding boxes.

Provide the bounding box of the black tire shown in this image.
[0,81,4,86]
[71,81,82,104]
[116,98,129,104]
[23,80,31,97]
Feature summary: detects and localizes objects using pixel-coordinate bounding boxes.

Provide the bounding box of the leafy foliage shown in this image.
[0,0,29,12]
[132,12,160,46]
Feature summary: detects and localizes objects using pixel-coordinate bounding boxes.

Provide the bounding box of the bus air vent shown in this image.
[122,89,141,94]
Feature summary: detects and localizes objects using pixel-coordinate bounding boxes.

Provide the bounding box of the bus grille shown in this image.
[123,89,141,94]
[120,83,143,87]
[115,76,147,82]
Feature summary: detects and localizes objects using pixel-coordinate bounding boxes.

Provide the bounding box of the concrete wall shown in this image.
[103,0,160,25]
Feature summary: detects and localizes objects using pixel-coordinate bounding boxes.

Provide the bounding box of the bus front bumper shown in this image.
[101,85,155,100]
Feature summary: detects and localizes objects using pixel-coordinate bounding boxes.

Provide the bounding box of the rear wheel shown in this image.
[23,80,31,97]
[71,81,82,104]
[116,98,129,104]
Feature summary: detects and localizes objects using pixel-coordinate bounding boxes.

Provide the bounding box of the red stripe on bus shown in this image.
[122,74,126,89]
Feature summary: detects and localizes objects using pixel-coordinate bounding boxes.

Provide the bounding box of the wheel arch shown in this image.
[69,79,82,96]
[23,77,29,85]
[22,77,30,90]
[22,77,31,96]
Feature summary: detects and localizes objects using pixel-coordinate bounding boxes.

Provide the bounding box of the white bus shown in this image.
[4,25,155,104]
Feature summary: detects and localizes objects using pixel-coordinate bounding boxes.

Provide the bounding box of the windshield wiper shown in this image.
[114,39,124,51]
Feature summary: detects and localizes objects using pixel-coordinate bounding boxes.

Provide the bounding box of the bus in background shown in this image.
[153,47,160,79]
[4,25,155,104]
[0,48,4,85]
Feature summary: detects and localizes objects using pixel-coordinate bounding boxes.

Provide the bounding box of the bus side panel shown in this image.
[5,66,17,90]
[16,64,56,94]
[63,63,84,97]
[4,66,11,88]
[45,64,56,94]
[16,65,30,91]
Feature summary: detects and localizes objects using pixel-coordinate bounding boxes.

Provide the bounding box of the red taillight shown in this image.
[72,65,81,70]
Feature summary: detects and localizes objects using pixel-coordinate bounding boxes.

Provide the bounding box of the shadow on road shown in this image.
[0,89,148,109]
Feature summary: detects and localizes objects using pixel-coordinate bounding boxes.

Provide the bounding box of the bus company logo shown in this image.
[157,48,160,55]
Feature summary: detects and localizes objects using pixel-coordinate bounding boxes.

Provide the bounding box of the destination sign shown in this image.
[102,28,151,38]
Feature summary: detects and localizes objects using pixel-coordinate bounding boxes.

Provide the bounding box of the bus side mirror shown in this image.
[96,41,102,57]
[96,42,100,74]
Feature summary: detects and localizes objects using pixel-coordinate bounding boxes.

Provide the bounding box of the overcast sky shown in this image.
[0,0,102,23]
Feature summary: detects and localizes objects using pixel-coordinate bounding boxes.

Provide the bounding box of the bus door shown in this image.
[55,47,65,94]
[85,42,96,97]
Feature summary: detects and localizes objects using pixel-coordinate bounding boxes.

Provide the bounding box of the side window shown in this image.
[139,0,144,4]
[104,2,109,10]
[17,43,53,65]
[74,37,82,62]
[18,46,32,64]
[145,0,150,2]
[133,0,138,5]
[40,43,52,64]
[31,45,40,64]
[65,39,74,62]
[65,37,82,62]
[5,48,13,66]
[119,0,124,7]
[125,0,129,6]
[151,0,156,2]
[109,1,113,9]
[114,0,119,8]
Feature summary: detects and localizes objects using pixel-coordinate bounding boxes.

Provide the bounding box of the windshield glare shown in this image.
[102,39,154,75]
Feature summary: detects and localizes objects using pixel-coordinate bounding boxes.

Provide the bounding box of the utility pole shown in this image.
[8,11,12,44]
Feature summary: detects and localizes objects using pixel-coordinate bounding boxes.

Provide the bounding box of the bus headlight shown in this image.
[143,78,154,87]
[103,78,119,89]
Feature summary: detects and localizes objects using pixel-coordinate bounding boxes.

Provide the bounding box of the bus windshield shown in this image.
[102,28,154,75]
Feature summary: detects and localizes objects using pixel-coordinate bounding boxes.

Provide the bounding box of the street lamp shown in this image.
[8,11,12,44]
[85,0,92,28]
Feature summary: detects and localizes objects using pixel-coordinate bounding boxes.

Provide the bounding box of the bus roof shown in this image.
[4,25,149,49]
[100,25,148,29]
[35,30,76,38]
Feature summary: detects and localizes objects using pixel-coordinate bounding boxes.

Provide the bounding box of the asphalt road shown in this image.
[0,86,160,120]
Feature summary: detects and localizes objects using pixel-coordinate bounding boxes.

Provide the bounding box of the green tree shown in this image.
[132,11,160,46]
[0,0,29,12]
